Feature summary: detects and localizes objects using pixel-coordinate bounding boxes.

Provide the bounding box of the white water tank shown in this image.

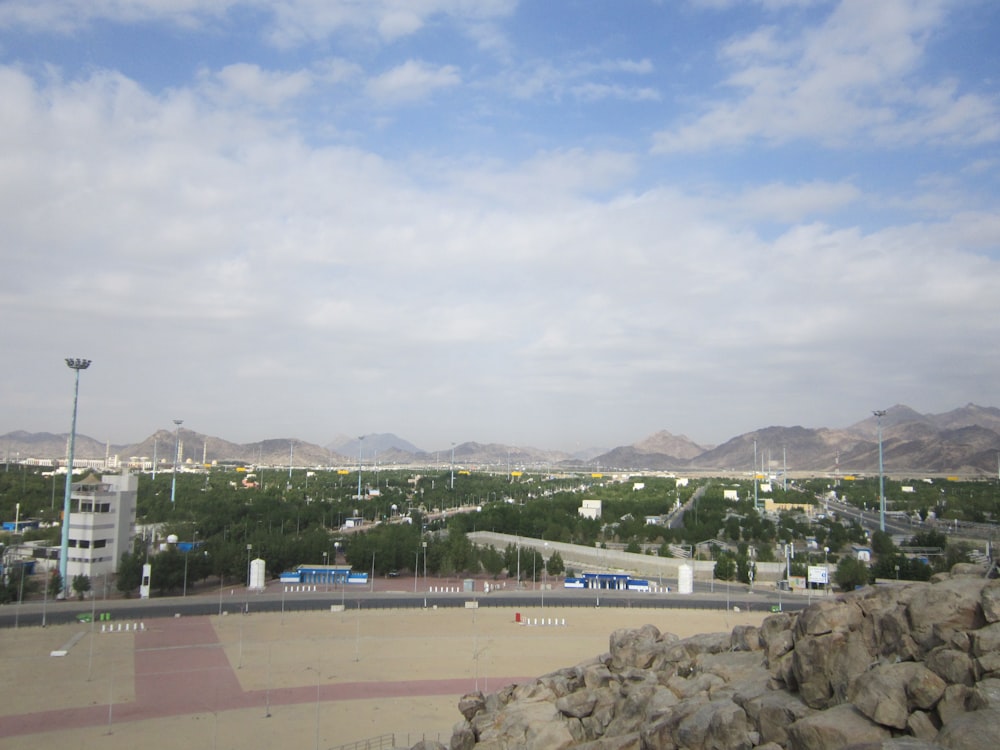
[678,564,694,595]
[249,557,266,590]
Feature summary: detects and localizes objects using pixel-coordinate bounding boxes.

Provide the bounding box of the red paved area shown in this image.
[0,617,531,740]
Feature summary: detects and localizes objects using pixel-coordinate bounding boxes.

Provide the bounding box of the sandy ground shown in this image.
[0,604,767,749]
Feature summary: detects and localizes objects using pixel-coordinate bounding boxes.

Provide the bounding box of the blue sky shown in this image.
[1,0,998,455]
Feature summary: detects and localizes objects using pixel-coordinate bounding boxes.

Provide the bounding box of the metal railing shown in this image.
[329,733,395,750]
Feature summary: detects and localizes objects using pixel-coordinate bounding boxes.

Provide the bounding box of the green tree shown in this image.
[835,556,871,591]
[117,551,143,596]
[71,574,91,600]
[713,552,736,581]
[871,530,896,557]
[47,569,63,598]
[546,550,565,577]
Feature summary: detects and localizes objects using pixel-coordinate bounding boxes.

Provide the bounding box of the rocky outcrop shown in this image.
[417,573,1000,750]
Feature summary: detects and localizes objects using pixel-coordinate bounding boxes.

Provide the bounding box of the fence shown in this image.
[330,732,448,750]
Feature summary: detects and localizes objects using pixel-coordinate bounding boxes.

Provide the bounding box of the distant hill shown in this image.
[4,403,999,474]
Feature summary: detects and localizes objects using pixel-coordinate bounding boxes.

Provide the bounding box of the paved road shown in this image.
[0,584,809,629]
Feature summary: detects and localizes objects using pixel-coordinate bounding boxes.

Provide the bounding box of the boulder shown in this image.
[849,662,947,729]
[936,684,987,725]
[744,689,814,746]
[730,624,761,652]
[792,629,873,709]
[982,581,1000,623]
[926,647,977,687]
[786,704,892,750]
[573,734,641,750]
[609,624,662,671]
[555,689,599,719]
[674,698,752,750]
[935,706,1000,748]
[458,692,485,721]
[907,577,987,652]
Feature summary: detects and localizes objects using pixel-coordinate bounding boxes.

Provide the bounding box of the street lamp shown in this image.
[170,419,183,506]
[357,436,364,501]
[874,409,887,532]
[824,546,830,595]
[450,442,456,490]
[60,357,91,595]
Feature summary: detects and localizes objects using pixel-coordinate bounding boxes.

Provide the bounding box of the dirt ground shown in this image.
[0,604,767,749]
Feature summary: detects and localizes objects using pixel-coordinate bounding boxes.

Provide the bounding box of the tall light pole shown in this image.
[170,419,183,506]
[450,442,456,490]
[874,409,887,532]
[357,436,364,501]
[60,358,91,594]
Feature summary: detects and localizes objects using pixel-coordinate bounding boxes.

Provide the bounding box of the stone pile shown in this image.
[410,569,1000,750]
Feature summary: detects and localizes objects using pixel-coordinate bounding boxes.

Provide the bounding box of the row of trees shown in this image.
[0,463,990,597]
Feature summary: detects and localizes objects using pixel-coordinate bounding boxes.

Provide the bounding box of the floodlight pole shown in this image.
[874,409,887,532]
[357,436,364,501]
[170,419,183,505]
[60,358,91,595]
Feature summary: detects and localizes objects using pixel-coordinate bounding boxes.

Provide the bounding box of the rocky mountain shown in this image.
[590,404,1000,475]
[3,403,999,474]
[432,569,1000,750]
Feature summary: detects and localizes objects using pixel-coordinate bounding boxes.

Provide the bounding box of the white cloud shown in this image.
[654,0,1000,151]
[0,0,517,50]
[730,180,862,222]
[504,57,659,103]
[201,63,315,108]
[366,59,461,103]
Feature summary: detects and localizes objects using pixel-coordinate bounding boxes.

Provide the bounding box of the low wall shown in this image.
[467,531,784,583]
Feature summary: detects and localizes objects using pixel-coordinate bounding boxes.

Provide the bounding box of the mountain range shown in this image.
[3,404,1000,476]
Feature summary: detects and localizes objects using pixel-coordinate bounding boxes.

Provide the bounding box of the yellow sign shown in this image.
[591,473,603,479]
[458,470,470,475]
[843,475,856,481]
[511,471,523,477]
[337,469,351,475]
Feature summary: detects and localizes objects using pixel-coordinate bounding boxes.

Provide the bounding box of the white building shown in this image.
[579,499,602,519]
[65,473,137,583]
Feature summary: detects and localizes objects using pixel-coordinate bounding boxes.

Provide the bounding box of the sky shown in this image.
[1,0,999,454]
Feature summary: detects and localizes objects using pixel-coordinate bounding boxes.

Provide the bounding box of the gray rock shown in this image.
[849,662,947,729]
[975,677,1000,707]
[796,598,864,637]
[731,624,761,651]
[936,706,1000,749]
[907,577,987,652]
[449,719,475,750]
[787,703,892,750]
[926,647,977,686]
[674,699,752,750]
[982,581,1000,623]
[745,689,814,746]
[792,629,873,709]
[609,624,662,671]
[457,692,485,721]
[410,740,447,750]
[906,709,940,742]
[936,684,987,725]
[972,621,1000,657]
[573,733,641,750]
[555,688,598,719]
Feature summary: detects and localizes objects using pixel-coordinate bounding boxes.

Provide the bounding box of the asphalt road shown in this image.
[0,583,810,629]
